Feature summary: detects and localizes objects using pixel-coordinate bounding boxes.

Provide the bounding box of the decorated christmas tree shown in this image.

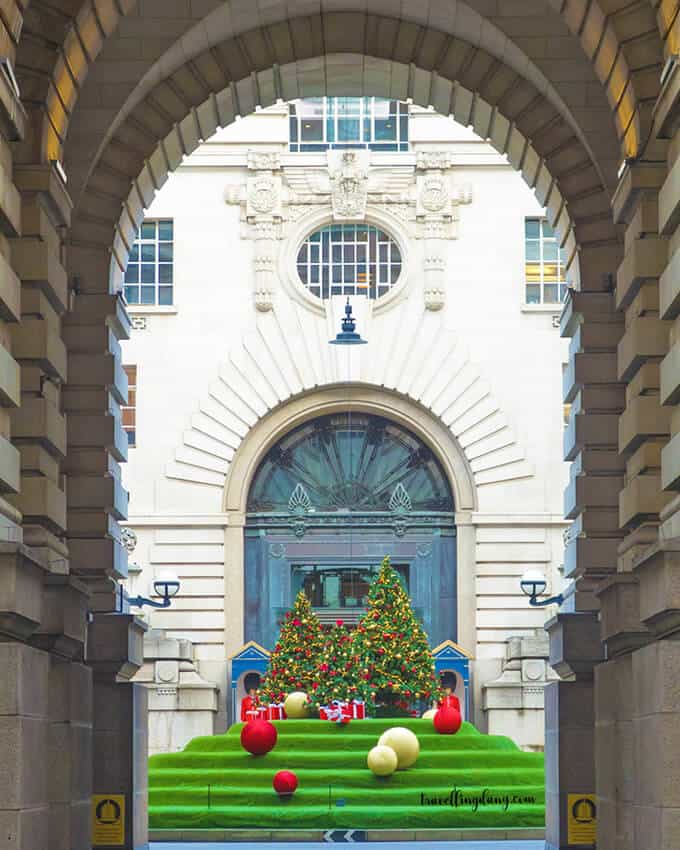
[258,591,325,704]
[353,556,438,712]
[309,619,360,709]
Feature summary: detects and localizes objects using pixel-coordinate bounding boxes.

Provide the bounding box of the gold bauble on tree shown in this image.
[283,691,309,719]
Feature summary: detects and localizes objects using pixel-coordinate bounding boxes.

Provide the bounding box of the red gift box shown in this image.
[320,700,351,723]
[350,700,366,719]
[267,703,286,720]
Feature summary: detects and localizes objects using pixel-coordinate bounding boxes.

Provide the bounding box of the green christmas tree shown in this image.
[353,556,438,711]
[258,591,325,704]
[309,619,360,709]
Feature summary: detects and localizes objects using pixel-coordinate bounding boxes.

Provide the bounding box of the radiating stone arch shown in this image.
[221,384,479,516]
[166,303,534,515]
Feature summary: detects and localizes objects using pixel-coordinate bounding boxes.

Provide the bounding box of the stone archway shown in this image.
[219,384,479,663]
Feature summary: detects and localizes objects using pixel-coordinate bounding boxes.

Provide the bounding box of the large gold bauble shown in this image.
[377,727,420,769]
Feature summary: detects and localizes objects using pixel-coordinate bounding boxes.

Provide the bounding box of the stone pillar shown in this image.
[10,165,71,570]
[594,80,676,849]
[545,612,604,850]
[0,41,26,540]
[552,241,625,848]
[0,642,49,850]
[87,612,148,850]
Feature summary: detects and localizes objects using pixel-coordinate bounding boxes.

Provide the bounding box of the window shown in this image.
[297,223,402,299]
[122,366,136,447]
[291,563,409,610]
[289,97,409,152]
[524,218,568,304]
[124,220,173,305]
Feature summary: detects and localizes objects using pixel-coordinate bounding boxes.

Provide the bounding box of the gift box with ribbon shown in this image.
[351,699,366,719]
[267,703,286,720]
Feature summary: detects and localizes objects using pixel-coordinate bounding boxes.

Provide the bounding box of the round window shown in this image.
[296,223,402,300]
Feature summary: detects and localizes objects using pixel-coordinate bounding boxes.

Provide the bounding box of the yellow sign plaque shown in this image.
[92,795,125,846]
[567,794,597,845]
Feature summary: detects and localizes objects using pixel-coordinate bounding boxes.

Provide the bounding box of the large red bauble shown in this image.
[433,706,462,735]
[273,770,298,795]
[240,719,277,755]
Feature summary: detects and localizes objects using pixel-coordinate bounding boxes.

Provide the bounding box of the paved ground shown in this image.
[152,842,544,849]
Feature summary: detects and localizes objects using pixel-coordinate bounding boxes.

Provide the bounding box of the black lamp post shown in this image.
[329,298,368,345]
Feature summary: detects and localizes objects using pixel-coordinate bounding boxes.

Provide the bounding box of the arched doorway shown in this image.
[243,412,456,649]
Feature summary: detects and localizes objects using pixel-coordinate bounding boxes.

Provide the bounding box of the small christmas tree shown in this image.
[309,619,360,709]
[353,556,438,711]
[258,591,324,704]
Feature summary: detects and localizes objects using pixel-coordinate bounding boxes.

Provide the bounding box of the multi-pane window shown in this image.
[297,224,402,299]
[124,220,173,305]
[289,97,409,152]
[524,218,568,304]
[122,366,137,447]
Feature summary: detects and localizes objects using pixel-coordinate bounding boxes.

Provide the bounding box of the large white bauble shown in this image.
[283,691,309,719]
[367,744,398,777]
[421,708,438,720]
[378,726,420,769]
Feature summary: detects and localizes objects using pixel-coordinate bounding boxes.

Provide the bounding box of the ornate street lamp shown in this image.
[329,298,368,345]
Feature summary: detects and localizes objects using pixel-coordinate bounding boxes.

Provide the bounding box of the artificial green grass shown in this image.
[149,719,545,830]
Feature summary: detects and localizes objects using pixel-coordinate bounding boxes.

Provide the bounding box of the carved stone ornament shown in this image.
[247,175,279,216]
[424,285,446,311]
[328,150,369,219]
[420,175,449,213]
[416,151,452,171]
[247,151,281,171]
[121,527,137,554]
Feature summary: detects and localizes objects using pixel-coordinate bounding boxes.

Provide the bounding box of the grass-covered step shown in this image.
[149,718,545,831]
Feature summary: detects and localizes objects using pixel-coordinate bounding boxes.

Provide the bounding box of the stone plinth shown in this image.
[482,629,557,751]
[134,630,219,756]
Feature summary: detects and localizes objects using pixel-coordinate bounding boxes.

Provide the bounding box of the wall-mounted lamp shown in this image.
[520,569,563,608]
[127,570,181,610]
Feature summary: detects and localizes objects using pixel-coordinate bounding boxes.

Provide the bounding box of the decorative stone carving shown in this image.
[121,527,137,554]
[415,152,472,310]
[247,151,281,171]
[328,150,369,219]
[246,174,281,218]
[235,151,285,311]
[416,151,453,171]
[420,175,449,213]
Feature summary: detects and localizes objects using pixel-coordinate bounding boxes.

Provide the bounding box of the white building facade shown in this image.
[121,101,569,755]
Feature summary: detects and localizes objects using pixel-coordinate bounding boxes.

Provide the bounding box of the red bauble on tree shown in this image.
[240,719,278,755]
[433,706,462,735]
[273,770,298,795]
